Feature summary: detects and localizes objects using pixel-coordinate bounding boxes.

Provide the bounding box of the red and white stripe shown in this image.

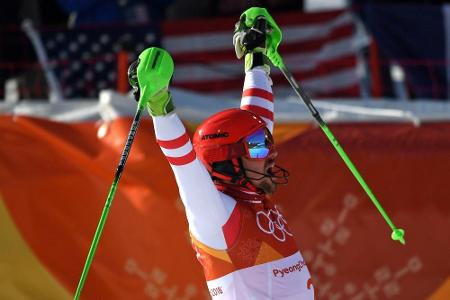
[157,132,196,166]
[241,69,274,132]
[162,10,362,98]
[154,115,196,166]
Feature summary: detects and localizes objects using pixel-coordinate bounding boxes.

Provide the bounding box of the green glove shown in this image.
[128,47,175,116]
[233,14,270,73]
[239,7,283,69]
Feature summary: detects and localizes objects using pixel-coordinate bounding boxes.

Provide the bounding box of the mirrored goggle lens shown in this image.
[246,128,273,159]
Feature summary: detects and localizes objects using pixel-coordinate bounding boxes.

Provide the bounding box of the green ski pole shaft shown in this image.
[74,103,145,299]
[278,62,405,245]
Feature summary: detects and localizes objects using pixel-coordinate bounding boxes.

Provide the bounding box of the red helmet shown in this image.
[193,108,289,190]
[193,108,266,165]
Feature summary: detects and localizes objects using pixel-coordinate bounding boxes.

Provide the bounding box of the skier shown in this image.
[129,9,314,300]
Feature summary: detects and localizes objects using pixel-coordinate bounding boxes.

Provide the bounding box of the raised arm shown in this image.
[241,68,274,133]
[131,48,235,249]
[233,15,274,133]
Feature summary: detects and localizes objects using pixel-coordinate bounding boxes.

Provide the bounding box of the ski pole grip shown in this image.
[254,16,267,33]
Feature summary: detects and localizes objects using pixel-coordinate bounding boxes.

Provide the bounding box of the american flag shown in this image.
[41,24,160,98]
[41,10,364,99]
[164,9,364,98]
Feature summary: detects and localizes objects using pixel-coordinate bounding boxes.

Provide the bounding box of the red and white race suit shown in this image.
[152,68,314,300]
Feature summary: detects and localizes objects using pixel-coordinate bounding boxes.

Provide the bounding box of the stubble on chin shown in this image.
[260,180,276,195]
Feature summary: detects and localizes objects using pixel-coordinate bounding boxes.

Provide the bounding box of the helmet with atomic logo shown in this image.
[194,109,266,162]
[193,108,289,192]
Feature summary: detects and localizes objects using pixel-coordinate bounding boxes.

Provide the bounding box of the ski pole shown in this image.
[73,47,173,299]
[74,102,145,299]
[241,7,405,245]
[277,60,405,245]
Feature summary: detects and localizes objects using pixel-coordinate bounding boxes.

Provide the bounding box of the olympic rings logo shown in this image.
[256,208,293,242]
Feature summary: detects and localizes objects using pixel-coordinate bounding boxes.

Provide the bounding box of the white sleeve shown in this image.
[152,112,235,249]
[240,67,274,133]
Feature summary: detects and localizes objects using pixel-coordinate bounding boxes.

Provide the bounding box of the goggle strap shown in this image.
[200,143,247,162]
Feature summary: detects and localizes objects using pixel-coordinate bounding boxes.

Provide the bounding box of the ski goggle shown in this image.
[244,128,274,159]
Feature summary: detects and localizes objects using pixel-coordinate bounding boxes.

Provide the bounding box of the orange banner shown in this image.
[0,115,449,299]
